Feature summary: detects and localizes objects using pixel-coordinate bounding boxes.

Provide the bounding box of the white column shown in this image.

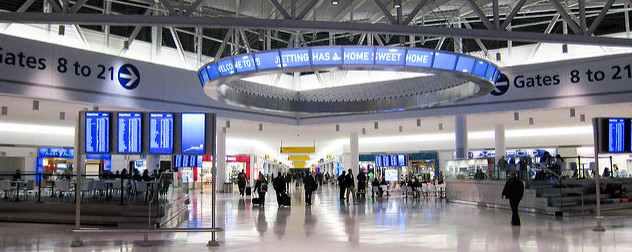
[216,126,226,192]
[455,115,468,159]
[494,124,506,163]
[349,132,359,173]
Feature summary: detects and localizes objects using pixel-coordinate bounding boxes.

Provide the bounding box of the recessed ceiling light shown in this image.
[331,0,339,5]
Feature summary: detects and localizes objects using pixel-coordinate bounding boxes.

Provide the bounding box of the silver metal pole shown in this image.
[71,112,85,247]
[208,114,220,247]
[592,118,605,231]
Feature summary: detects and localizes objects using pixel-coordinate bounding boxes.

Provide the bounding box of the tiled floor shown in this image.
[1,184,632,251]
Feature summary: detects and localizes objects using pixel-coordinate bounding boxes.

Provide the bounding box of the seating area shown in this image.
[367,183,447,199]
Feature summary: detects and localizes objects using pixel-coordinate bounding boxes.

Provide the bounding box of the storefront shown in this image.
[225,155,251,184]
[445,148,557,180]
[360,152,438,181]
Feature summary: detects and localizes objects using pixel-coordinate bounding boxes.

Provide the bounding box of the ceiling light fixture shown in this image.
[394,0,401,8]
[331,0,339,5]
[59,112,65,121]
[58,25,65,36]
[32,100,39,111]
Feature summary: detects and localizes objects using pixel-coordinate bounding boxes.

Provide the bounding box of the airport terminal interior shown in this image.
[1,0,632,251]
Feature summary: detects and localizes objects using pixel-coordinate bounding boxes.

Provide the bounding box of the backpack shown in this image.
[261,182,268,192]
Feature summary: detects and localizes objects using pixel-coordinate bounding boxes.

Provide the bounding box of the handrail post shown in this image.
[37,173,42,203]
[119,177,125,206]
[592,118,605,232]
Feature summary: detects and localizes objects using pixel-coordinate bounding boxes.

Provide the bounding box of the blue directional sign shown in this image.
[217,59,235,76]
[455,56,476,74]
[181,113,205,154]
[405,49,434,68]
[473,60,489,77]
[149,113,173,154]
[254,51,282,70]
[85,112,110,154]
[281,48,310,68]
[491,73,510,96]
[374,48,406,66]
[343,47,374,65]
[117,112,142,154]
[118,64,140,90]
[432,52,458,70]
[233,54,257,73]
[311,47,343,66]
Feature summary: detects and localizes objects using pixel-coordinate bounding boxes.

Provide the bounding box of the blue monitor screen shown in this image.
[385,169,398,182]
[206,64,221,80]
[390,155,398,167]
[197,155,204,167]
[343,47,374,65]
[608,118,625,152]
[198,68,209,86]
[382,155,390,167]
[405,49,434,68]
[182,155,190,167]
[233,54,256,73]
[455,56,476,73]
[217,58,235,76]
[174,155,182,167]
[280,48,310,68]
[485,65,498,81]
[149,113,173,154]
[432,52,458,70]
[254,51,281,70]
[375,155,382,167]
[374,47,406,66]
[311,47,343,66]
[85,112,110,153]
[397,154,406,167]
[189,155,197,167]
[473,60,489,77]
[181,113,205,154]
[117,112,142,154]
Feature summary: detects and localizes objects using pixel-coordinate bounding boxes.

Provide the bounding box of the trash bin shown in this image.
[223,182,233,193]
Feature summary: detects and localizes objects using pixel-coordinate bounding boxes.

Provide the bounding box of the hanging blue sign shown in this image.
[254,51,281,70]
[374,48,405,66]
[234,54,257,73]
[217,58,235,76]
[311,47,343,66]
[455,56,476,74]
[343,47,374,65]
[405,49,434,68]
[280,48,310,68]
[432,52,457,70]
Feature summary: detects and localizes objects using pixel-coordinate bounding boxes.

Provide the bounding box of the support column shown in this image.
[494,124,506,163]
[216,126,226,192]
[349,132,359,173]
[455,115,468,159]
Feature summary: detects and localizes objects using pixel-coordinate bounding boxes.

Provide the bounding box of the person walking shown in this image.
[254,173,268,206]
[303,172,315,205]
[502,170,525,226]
[338,171,347,200]
[273,172,287,205]
[345,169,356,203]
[237,169,247,196]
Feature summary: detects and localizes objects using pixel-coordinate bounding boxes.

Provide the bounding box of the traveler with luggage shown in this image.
[253,173,268,206]
[237,169,247,196]
[304,172,316,205]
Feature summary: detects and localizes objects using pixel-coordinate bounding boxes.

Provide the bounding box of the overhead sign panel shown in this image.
[310,47,343,66]
[117,112,142,154]
[293,161,306,168]
[217,58,235,76]
[405,49,434,68]
[233,54,256,73]
[149,113,173,154]
[198,67,209,86]
[485,65,498,81]
[455,56,476,74]
[288,156,310,161]
[206,64,221,81]
[343,47,374,65]
[473,60,489,77]
[280,147,316,153]
[254,51,281,70]
[374,47,405,66]
[181,113,206,154]
[280,48,311,68]
[85,112,110,154]
[432,52,458,70]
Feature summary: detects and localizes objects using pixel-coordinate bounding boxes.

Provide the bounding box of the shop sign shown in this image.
[39,148,74,158]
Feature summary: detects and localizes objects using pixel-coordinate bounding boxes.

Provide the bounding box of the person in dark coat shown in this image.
[303,172,315,205]
[337,171,347,200]
[274,172,287,205]
[356,170,367,193]
[254,173,268,206]
[345,169,355,203]
[502,170,525,226]
[237,169,247,196]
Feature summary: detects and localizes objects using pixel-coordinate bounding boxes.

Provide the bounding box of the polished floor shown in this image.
[2,184,632,252]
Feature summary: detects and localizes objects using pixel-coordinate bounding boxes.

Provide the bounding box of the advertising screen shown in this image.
[608,118,625,152]
[375,155,382,167]
[432,52,458,70]
[117,112,142,154]
[181,113,206,154]
[473,60,489,77]
[206,64,221,80]
[343,47,374,65]
[397,154,406,167]
[216,58,235,76]
[374,47,405,66]
[174,155,182,167]
[182,155,190,167]
[254,51,281,70]
[382,155,390,167]
[233,54,257,73]
[85,112,110,153]
[149,113,173,154]
[281,48,311,68]
[311,47,343,66]
[455,56,476,73]
[405,49,434,68]
[385,169,399,182]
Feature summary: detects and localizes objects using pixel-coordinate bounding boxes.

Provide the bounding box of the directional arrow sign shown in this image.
[490,73,509,96]
[118,64,140,90]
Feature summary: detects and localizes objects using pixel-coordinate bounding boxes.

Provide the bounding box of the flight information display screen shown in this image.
[254,51,281,70]
[375,155,382,167]
[149,113,173,154]
[174,155,182,167]
[117,112,142,154]
[85,112,110,153]
[405,49,434,68]
[234,54,257,73]
[280,48,310,68]
[311,47,343,66]
[182,155,190,167]
[432,52,458,70]
[181,113,206,154]
[382,155,390,167]
[390,155,398,167]
[608,118,625,152]
[189,155,197,167]
[343,47,374,65]
[374,48,405,66]
[397,154,406,167]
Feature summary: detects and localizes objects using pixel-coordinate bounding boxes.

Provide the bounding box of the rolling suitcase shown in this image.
[246,186,252,196]
[281,194,291,206]
[252,197,262,205]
